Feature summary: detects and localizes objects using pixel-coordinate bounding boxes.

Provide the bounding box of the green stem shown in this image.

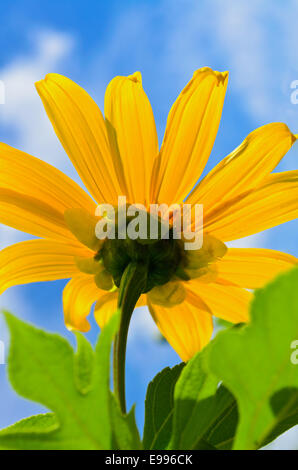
[113,261,147,414]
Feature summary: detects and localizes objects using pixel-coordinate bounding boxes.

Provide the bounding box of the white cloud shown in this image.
[127,305,180,383]
[227,232,268,249]
[0,30,79,342]
[0,288,34,349]
[210,0,298,126]
[0,30,76,173]
[160,0,298,127]
[129,306,160,341]
[0,30,77,249]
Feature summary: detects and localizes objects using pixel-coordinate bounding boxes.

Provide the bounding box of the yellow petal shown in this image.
[0,143,96,241]
[152,67,228,205]
[205,171,298,241]
[0,143,96,214]
[186,280,252,323]
[0,239,89,295]
[105,72,159,206]
[187,123,296,214]
[94,291,118,329]
[63,274,101,332]
[36,74,123,204]
[216,248,297,289]
[64,208,102,251]
[0,188,73,241]
[148,293,213,361]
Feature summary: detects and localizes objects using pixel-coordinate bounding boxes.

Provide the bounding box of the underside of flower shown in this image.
[0,67,297,414]
[66,206,228,299]
[99,232,184,292]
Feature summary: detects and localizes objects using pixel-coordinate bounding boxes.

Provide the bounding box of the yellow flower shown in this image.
[0,67,297,362]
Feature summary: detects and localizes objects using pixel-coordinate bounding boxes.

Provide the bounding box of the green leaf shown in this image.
[171,375,238,450]
[143,364,184,450]
[110,394,142,450]
[0,311,119,450]
[208,267,298,449]
[196,385,238,450]
[169,348,238,450]
[74,332,94,395]
[261,387,298,447]
[0,414,58,438]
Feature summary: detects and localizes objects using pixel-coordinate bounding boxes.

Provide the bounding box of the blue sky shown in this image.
[0,0,298,449]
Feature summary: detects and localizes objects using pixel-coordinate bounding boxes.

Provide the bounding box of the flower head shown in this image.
[0,67,297,361]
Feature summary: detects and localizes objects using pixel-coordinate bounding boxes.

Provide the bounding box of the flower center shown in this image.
[98,229,185,293]
[66,207,227,294]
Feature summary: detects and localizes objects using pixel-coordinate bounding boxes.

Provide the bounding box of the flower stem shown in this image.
[113,261,147,414]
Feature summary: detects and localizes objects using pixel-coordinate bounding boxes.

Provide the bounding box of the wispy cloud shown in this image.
[0,30,75,171]
[0,30,77,249]
[159,0,298,126]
